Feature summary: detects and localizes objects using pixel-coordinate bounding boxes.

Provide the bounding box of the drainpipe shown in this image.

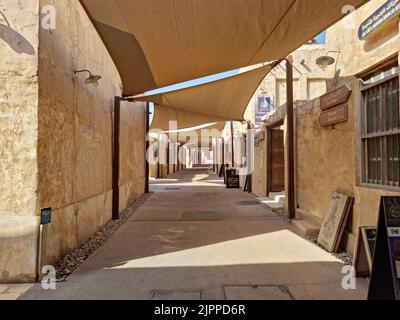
[286,56,296,220]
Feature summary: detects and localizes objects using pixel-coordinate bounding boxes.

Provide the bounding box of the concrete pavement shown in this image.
[21,168,368,300]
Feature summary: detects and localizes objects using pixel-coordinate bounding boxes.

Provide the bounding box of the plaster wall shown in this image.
[252,133,267,197]
[37,0,146,267]
[0,0,146,282]
[244,44,328,126]
[0,0,40,282]
[258,0,400,254]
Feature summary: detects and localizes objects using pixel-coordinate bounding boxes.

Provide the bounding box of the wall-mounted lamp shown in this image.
[74,69,102,86]
[316,50,341,68]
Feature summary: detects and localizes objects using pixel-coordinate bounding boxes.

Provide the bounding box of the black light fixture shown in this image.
[74,69,102,86]
[316,50,341,68]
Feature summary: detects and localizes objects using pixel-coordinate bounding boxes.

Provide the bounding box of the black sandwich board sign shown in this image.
[368,197,400,300]
[40,207,52,225]
[226,169,240,189]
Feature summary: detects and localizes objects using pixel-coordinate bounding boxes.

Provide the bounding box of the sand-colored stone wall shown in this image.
[275,0,400,254]
[296,88,357,233]
[243,44,329,126]
[37,0,146,267]
[326,0,399,79]
[0,0,146,282]
[0,0,40,282]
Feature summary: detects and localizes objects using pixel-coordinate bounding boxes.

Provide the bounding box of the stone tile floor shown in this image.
[20,168,369,300]
[0,284,33,300]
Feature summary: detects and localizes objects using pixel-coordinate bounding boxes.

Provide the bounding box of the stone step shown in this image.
[295,209,322,226]
[269,192,285,198]
[292,219,320,237]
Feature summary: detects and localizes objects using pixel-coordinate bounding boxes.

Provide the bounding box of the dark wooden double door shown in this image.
[268,128,285,193]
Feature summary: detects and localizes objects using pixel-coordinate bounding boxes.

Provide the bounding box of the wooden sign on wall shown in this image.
[319,104,349,127]
[320,85,352,111]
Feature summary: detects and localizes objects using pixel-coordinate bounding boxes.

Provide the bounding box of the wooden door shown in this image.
[269,129,285,192]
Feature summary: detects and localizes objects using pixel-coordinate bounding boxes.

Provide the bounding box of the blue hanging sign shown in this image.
[358,0,400,40]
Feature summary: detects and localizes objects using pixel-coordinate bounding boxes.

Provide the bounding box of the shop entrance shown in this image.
[267,125,285,194]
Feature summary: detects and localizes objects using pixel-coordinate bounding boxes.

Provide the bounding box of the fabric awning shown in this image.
[80,0,368,96]
[150,104,227,132]
[151,122,226,146]
[176,122,226,147]
[141,63,276,124]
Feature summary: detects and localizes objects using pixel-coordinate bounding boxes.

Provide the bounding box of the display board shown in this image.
[317,192,354,253]
[368,197,400,300]
[226,169,240,189]
[354,226,377,277]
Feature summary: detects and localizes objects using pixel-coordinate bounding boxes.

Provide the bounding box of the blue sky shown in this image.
[315,32,326,44]
[146,69,239,96]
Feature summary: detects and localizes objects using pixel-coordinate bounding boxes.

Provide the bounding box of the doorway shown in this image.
[267,124,285,194]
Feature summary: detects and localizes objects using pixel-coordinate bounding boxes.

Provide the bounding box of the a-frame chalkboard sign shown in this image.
[368,197,400,300]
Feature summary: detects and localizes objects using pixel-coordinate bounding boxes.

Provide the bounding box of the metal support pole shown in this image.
[112,96,121,220]
[286,56,296,220]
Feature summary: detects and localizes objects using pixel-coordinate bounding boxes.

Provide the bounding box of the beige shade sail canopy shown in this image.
[150,104,228,132]
[140,63,276,124]
[154,122,226,144]
[80,0,368,96]
[177,122,226,145]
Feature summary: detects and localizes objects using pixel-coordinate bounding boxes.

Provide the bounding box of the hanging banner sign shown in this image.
[255,96,274,127]
[358,0,400,40]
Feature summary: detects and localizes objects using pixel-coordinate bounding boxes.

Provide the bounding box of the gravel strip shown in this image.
[306,235,353,265]
[54,193,152,281]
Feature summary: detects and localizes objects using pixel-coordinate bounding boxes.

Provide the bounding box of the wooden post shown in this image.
[112,96,121,220]
[220,138,225,177]
[157,139,161,179]
[230,121,235,167]
[247,121,253,193]
[145,102,150,193]
[177,145,181,171]
[286,56,296,220]
[167,142,170,175]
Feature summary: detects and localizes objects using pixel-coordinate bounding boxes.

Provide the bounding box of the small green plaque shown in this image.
[40,208,52,225]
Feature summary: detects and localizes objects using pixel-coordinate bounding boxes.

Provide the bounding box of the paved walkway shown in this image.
[21,168,368,300]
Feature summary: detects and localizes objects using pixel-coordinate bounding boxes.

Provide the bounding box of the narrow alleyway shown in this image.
[21,168,368,300]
